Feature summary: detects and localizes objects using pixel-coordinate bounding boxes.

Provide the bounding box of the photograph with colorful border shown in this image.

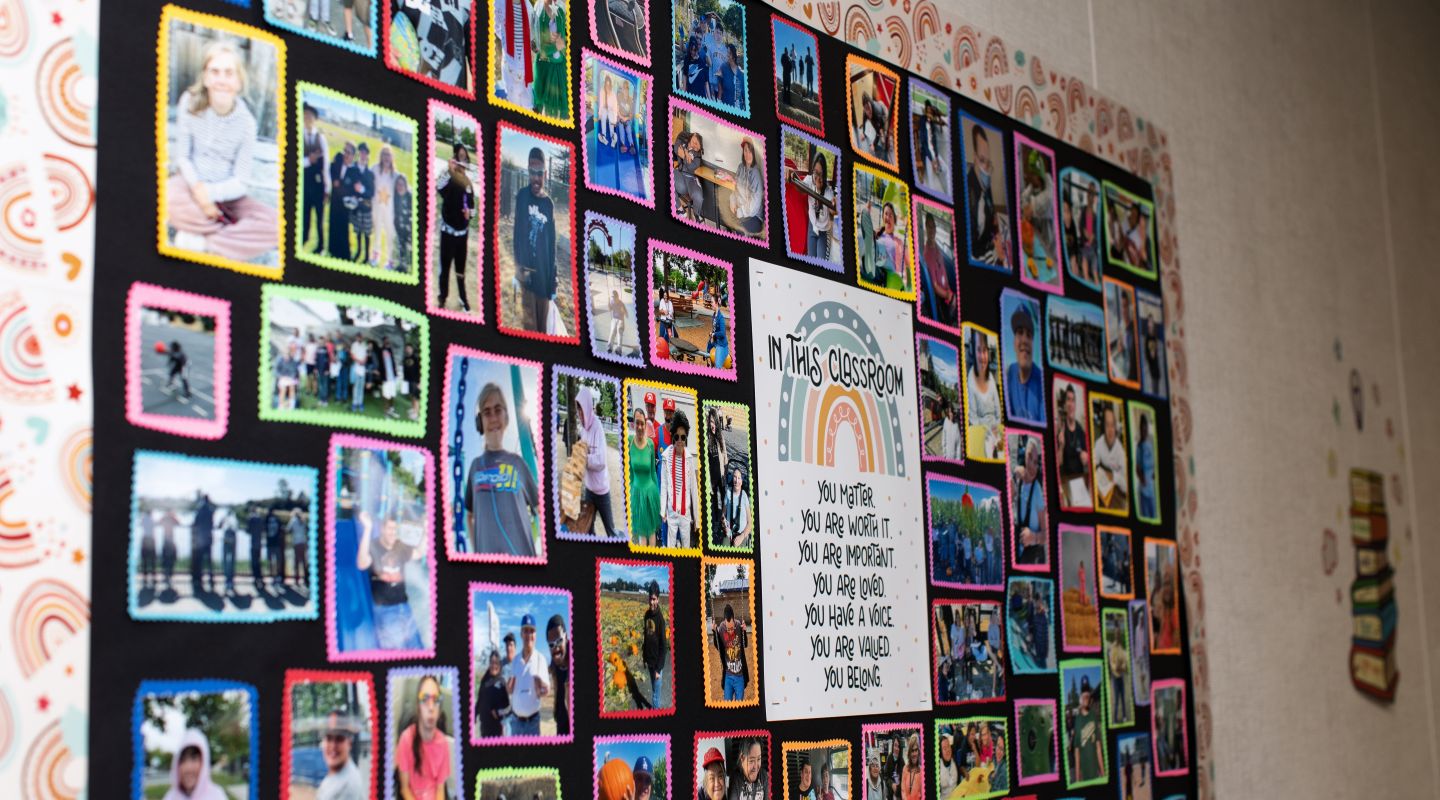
[961,322,1004,463]
[932,716,1009,799]
[133,679,260,800]
[844,54,900,172]
[701,556,759,708]
[1050,373,1094,512]
[622,378,702,556]
[595,734,672,800]
[385,667,464,799]
[770,14,822,136]
[1058,524,1101,653]
[1058,658,1108,789]
[670,0,751,117]
[125,282,231,440]
[913,196,960,333]
[425,99,485,322]
[958,112,1012,274]
[853,163,914,301]
[1013,132,1063,295]
[859,723,922,800]
[931,599,1006,706]
[1012,698,1059,787]
[469,582,574,744]
[282,669,379,800]
[907,77,953,203]
[1102,180,1158,280]
[925,475,1003,591]
[780,739,851,800]
[489,0,575,126]
[553,366,628,542]
[1005,427,1050,572]
[265,0,377,55]
[778,125,843,271]
[647,240,737,381]
[701,400,754,554]
[582,212,646,367]
[917,333,964,465]
[597,558,675,717]
[580,48,655,207]
[1006,576,1057,675]
[1058,167,1102,292]
[383,0,477,99]
[589,0,651,65]
[667,97,769,245]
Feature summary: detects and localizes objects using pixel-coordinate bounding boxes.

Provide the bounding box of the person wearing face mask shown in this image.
[397,675,453,800]
[464,383,540,557]
[162,729,227,800]
[965,124,1003,266]
[166,42,278,261]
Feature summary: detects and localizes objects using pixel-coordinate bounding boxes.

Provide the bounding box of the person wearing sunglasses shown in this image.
[397,674,453,800]
[546,614,571,735]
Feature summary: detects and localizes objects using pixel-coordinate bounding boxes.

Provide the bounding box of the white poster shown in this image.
[749,258,931,720]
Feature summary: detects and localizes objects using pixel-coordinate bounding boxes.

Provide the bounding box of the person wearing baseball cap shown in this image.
[316,709,364,800]
[1072,675,1102,783]
[546,613,571,735]
[659,409,697,549]
[633,756,655,800]
[642,391,662,447]
[699,747,727,800]
[1004,300,1045,423]
[642,579,670,709]
[506,613,550,736]
[599,757,636,800]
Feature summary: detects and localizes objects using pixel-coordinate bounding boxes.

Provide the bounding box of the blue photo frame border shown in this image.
[132,679,261,800]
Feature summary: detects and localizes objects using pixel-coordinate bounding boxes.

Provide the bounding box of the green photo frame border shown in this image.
[1058,657,1110,790]
[700,399,755,555]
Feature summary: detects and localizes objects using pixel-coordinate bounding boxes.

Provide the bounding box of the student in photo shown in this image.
[302,105,329,253]
[247,505,265,591]
[1135,413,1157,520]
[1012,440,1048,565]
[165,340,192,400]
[915,100,943,188]
[546,614,572,735]
[936,734,958,798]
[397,674,454,800]
[729,138,765,235]
[606,289,628,354]
[857,92,890,161]
[166,41,278,261]
[708,301,730,370]
[500,0,534,105]
[318,711,364,800]
[513,147,559,333]
[942,401,963,461]
[573,385,619,537]
[718,44,744,109]
[720,467,751,548]
[875,202,905,279]
[394,175,413,272]
[728,738,767,800]
[658,410,697,549]
[266,506,286,586]
[220,507,238,595]
[656,290,676,345]
[532,0,569,120]
[163,729,228,800]
[159,507,180,590]
[615,80,637,157]
[779,45,794,106]
[1108,630,1131,725]
[683,36,709,99]
[1004,306,1044,421]
[629,408,661,547]
[476,649,510,738]
[642,579,670,705]
[1093,404,1128,511]
[349,143,375,265]
[372,146,399,269]
[1072,677,1104,783]
[1055,385,1090,503]
[804,151,836,260]
[464,382,540,557]
[349,333,370,412]
[860,755,879,800]
[711,604,749,702]
[965,125,1001,265]
[189,491,216,593]
[672,131,705,220]
[356,510,425,650]
[918,213,956,325]
[288,507,308,587]
[900,734,922,800]
[634,757,656,800]
[598,74,618,146]
[966,332,1001,456]
[140,510,159,590]
[329,143,355,260]
[506,614,551,736]
[436,141,475,312]
[700,747,728,800]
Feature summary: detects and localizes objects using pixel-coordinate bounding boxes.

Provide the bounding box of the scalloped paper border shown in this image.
[587,0,652,66]
[852,162,916,301]
[134,679,261,800]
[257,284,430,439]
[700,400,754,554]
[665,96,771,247]
[777,124,843,272]
[1096,525,1135,601]
[1006,575,1056,675]
[859,723,923,800]
[960,321,1005,464]
[381,0,479,100]
[906,76,954,204]
[780,739,851,800]
[128,449,319,622]
[1014,132,1065,296]
[293,82,420,284]
[440,344,547,564]
[467,582,575,746]
[1012,698,1060,786]
[670,0,752,119]
[474,767,562,800]
[425,99,486,324]
[580,212,646,368]
[595,558,676,718]
[622,377,703,557]
[264,0,379,56]
[999,287,1046,427]
[1150,679,1190,777]
[1058,658,1109,789]
[1088,390,1129,517]
[553,365,629,542]
[282,669,379,800]
[384,666,465,800]
[769,15,824,137]
[155,5,288,280]
[493,121,582,345]
[843,54,901,173]
[594,734,673,800]
[1050,373,1095,513]
[923,474,1003,591]
[325,434,438,662]
[916,333,963,466]
[692,730,772,800]
[699,555,759,708]
[930,598,1007,707]
[487,0,577,127]
[579,48,656,207]
[1058,167,1103,293]
[1004,427,1050,574]
[125,281,231,440]
[957,111,1014,275]
[646,239,738,382]
[931,716,1009,800]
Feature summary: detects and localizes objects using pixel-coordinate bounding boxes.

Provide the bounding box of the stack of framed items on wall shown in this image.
[95,1,1196,798]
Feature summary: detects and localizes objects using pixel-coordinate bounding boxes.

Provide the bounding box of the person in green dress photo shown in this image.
[533,0,569,120]
[628,407,661,547]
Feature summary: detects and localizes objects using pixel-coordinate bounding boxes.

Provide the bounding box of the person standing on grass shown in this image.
[506,614,550,736]
[513,147,559,334]
[436,141,476,312]
[642,579,669,707]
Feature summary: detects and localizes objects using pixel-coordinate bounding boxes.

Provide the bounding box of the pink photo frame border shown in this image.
[916,332,963,466]
[424,99,486,325]
[911,196,962,335]
[1058,523,1101,654]
[440,344,548,564]
[930,597,1007,707]
[769,14,825,137]
[383,666,464,800]
[692,730,773,800]
[324,433,437,663]
[665,96,772,248]
[281,669,380,800]
[594,734,673,800]
[467,581,575,746]
[1144,536,1183,656]
[646,239,739,382]
[587,0,652,66]
[1012,698,1060,786]
[125,281,231,440]
[492,120,583,345]
[1012,132,1065,296]
[596,558,676,718]
[859,723,923,800]
[1005,427,1051,574]
[579,47,657,209]
[1050,373,1094,513]
[923,474,1004,592]
[1150,678,1190,778]
[381,0,479,100]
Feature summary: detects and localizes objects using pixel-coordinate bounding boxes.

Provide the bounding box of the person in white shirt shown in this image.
[506,614,550,736]
[316,710,364,800]
[1092,403,1128,511]
[349,335,369,412]
[658,411,697,549]
[941,401,963,461]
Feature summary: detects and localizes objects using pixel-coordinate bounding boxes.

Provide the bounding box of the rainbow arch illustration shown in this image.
[776,301,908,477]
[0,466,39,569]
[12,578,89,678]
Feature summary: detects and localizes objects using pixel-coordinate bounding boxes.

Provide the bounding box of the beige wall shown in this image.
[957,0,1440,795]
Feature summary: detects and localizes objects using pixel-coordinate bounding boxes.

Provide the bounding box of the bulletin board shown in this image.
[85,2,1201,800]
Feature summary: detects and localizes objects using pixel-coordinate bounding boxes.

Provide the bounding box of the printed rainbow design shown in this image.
[58,427,92,512]
[0,465,39,569]
[20,718,81,799]
[12,578,90,678]
[0,291,54,403]
[776,300,907,477]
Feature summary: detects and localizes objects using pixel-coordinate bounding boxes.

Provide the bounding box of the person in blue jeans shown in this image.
[356,514,425,651]
[1135,412,1157,520]
[642,580,670,707]
[711,603,749,701]
[708,303,729,370]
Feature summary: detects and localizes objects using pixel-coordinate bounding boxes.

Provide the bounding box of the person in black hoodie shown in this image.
[328,143,355,261]
[512,146,557,333]
[436,142,476,312]
[642,580,670,709]
[546,614,570,734]
[475,649,510,738]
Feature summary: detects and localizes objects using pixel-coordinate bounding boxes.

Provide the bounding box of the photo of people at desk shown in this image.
[669,98,768,242]
[649,241,735,380]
